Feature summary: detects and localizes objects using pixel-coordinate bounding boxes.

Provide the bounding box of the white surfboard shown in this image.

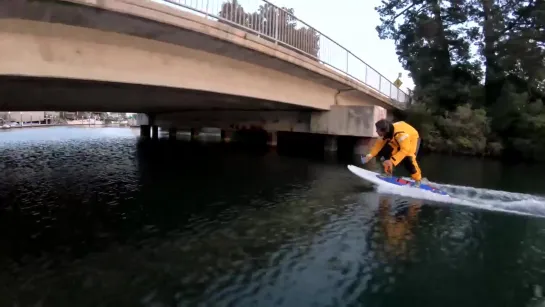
[347,164,450,197]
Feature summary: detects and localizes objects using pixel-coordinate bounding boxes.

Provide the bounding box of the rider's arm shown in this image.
[367,138,386,158]
[390,133,411,166]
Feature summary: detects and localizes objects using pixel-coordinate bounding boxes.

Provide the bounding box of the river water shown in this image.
[0,127,544,307]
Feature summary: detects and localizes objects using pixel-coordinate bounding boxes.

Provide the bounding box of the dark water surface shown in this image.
[0,127,544,307]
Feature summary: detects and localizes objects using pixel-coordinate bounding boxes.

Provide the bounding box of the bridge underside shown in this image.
[0,75,387,137]
[0,76,308,113]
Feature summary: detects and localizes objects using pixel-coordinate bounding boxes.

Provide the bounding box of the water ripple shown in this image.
[0,128,542,306]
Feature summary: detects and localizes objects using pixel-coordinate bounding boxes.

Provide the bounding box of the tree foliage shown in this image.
[376,0,545,161]
[218,0,320,57]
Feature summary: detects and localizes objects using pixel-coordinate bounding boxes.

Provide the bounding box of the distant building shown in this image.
[0,111,45,123]
[0,111,109,123]
[45,111,61,118]
[58,112,104,120]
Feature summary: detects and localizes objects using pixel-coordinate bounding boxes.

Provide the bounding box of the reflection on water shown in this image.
[0,127,544,307]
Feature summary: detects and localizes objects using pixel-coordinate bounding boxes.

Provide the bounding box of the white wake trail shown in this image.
[376,179,545,218]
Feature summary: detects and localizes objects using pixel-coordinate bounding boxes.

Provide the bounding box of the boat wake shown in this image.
[375,180,545,218]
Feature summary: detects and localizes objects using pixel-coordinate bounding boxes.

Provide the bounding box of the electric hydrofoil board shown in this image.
[347,164,450,197]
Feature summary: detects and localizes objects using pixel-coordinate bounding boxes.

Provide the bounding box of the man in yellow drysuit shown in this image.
[361,119,423,186]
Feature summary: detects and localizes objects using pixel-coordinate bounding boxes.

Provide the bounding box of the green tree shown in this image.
[463,0,545,107]
[376,0,545,161]
[218,0,320,57]
[375,0,481,112]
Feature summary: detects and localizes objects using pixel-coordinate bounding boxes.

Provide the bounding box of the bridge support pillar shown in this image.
[310,105,386,137]
[221,129,232,143]
[267,131,278,147]
[151,125,159,139]
[140,125,150,138]
[231,128,267,147]
[168,127,177,140]
[354,137,374,155]
[190,128,199,141]
[324,135,338,152]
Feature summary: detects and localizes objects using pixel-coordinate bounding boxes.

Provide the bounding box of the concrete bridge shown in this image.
[0,0,410,150]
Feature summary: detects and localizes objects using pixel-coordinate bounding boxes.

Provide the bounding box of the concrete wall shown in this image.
[310,106,385,137]
[151,110,311,133]
[138,104,389,137]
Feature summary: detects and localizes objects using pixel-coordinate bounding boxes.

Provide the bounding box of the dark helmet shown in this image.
[375,119,393,137]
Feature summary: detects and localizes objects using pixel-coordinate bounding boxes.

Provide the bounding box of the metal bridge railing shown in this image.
[162,0,410,108]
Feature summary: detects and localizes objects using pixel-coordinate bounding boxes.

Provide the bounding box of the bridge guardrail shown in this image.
[163,0,410,108]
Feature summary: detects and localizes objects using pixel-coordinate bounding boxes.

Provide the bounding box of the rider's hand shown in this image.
[382,159,393,175]
[361,154,372,164]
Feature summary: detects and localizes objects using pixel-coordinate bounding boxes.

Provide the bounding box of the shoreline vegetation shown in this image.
[375,0,545,162]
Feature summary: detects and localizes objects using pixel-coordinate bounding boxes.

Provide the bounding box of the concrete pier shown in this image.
[140,125,150,138]
[168,127,177,140]
[136,120,379,167]
[324,136,338,152]
[233,128,268,147]
[151,125,159,139]
[267,131,278,147]
[190,128,199,141]
[221,130,233,143]
[354,138,374,155]
[133,104,389,156]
